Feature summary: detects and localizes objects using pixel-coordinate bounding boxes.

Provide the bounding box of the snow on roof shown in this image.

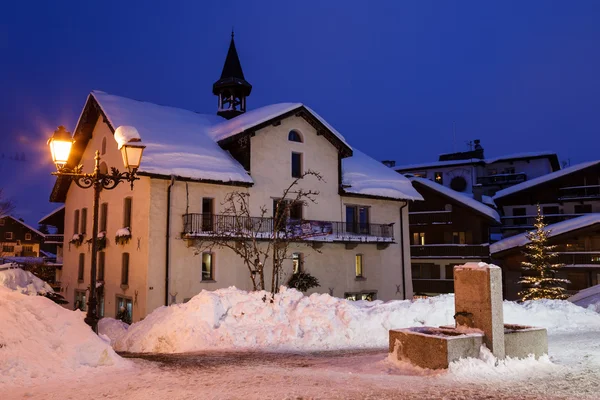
[410,177,501,223]
[38,205,65,225]
[342,149,423,201]
[92,91,253,184]
[209,102,351,149]
[490,214,600,254]
[494,160,600,200]
[569,284,600,309]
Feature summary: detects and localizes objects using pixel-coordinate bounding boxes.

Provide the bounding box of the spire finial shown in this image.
[231,27,234,39]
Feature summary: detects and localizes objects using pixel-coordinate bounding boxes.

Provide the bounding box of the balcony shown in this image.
[44,234,64,244]
[555,252,600,266]
[476,173,527,186]
[410,244,490,258]
[182,213,395,243]
[413,279,454,294]
[558,185,600,201]
[409,211,452,226]
[501,213,583,229]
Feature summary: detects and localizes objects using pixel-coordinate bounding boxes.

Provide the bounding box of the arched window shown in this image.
[101,137,107,155]
[288,130,303,143]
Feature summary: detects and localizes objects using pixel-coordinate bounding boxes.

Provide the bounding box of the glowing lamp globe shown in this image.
[48,126,74,170]
[114,126,145,172]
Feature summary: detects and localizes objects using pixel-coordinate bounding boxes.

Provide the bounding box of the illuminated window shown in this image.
[202,252,214,280]
[434,172,443,184]
[292,253,303,273]
[5,232,13,240]
[355,254,363,278]
[412,232,425,245]
[25,233,32,241]
[452,232,466,244]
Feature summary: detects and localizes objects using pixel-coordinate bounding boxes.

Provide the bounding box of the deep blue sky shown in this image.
[2,1,600,224]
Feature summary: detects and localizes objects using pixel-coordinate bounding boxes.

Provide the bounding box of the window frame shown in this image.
[123,197,133,230]
[292,252,303,274]
[78,253,85,282]
[291,152,303,178]
[74,289,87,311]
[100,203,108,232]
[81,207,88,235]
[24,233,32,241]
[355,254,364,278]
[98,252,105,281]
[73,209,80,235]
[5,232,13,240]
[121,252,130,286]
[345,204,370,234]
[201,252,215,281]
[116,295,133,323]
[288,130,303,143]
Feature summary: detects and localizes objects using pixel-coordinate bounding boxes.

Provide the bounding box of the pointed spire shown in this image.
[219,32,246,81]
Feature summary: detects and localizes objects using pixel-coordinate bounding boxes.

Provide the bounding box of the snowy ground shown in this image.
[4,330,600,400]
[2,285,600,399]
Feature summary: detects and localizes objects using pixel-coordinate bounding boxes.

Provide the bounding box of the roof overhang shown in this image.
[216,105,353,159]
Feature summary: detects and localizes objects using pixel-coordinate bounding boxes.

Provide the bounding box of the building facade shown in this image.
[50,36,422,322]
[407,177,501,296]
[0,215,43,258]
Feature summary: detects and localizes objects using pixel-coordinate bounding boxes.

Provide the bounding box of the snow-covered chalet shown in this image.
[50,34,423,322]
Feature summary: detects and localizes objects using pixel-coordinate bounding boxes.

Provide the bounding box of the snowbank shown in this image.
[569,284,600,312]
[113,287,600,353]
[98,318,129,346]
[0,264,53,295]
[0,286,128,386]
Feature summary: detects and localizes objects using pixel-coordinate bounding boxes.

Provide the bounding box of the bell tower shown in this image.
[213,31,252,119]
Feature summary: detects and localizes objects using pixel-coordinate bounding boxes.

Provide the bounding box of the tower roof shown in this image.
[213,32,252,95]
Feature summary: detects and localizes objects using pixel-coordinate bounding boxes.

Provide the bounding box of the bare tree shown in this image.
[192,170,323,293]
[0,188,14,218]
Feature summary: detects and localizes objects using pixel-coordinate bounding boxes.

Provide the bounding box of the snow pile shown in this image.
[113,287,600,353]
[114,125,142,149]
[98,318,129,346]
[0,286,127,386]
[0,265,53,295]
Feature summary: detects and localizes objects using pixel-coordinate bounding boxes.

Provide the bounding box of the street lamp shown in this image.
[48,125,145,333]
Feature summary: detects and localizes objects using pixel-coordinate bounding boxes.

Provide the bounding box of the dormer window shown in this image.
[288,130,303,143]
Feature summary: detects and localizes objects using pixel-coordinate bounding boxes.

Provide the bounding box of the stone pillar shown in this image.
[454,262,505,359]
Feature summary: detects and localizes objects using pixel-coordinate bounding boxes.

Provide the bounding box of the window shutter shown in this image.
[100,203,108,232]
[121,253,130,285]
[74,210,80,234]
[123,198,132,230]
[78,253,85,281]
[98,252,105,281]
[81,208,87,235]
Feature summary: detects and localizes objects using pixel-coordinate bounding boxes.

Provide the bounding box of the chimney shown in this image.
[381,160,396,168]
[473,184,484,202]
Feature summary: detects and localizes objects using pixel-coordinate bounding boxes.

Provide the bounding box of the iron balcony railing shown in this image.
[476,173,527,186]
[409,210,452,226]
[410,244,490,258]
[43,234,64,243]
[182,213,395,241]
[501,213,583,229]
[558,185,600,200]
[555,252,600,265]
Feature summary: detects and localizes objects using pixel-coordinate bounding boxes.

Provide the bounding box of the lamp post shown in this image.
[48,125,145,333]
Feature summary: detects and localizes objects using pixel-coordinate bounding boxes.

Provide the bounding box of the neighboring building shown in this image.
[491,214,600,300]
[49,35,423,322]
[393,141,560,198]
[0,215,44,258]
[493,160,600,238]
[408,177,501,296]
[38,205,65,292]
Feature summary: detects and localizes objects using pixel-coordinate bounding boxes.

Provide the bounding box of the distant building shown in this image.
[491,214,600,300]
[0,215,44,258]
[493,160,600,238]
[38,205,65,292]
[393,141,560,197]
[408,177,501,296]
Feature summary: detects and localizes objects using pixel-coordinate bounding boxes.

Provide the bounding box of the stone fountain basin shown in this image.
[503,324,547,359]
[389,327,484,370]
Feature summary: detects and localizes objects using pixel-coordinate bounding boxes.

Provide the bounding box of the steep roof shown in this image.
[342,150,423,201]
[409,177,501,223]
[3,216,45,237]
[50,91,418,202]
[493,160,600,201]
[490,213,600,255]
[38,205,65,226]
[220,34,246,81]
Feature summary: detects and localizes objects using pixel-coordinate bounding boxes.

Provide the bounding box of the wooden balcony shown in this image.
[412,279,454,294]
[558,185,600,200]
[182,213,395,242]
[501,214,582,229]
[555,252,600,266]
[409,211,452,226]
[410,244,490,258]
[43,234,64,244]
[476,173,527,186]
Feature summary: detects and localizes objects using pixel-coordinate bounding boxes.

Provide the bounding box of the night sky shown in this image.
[2,1,600,225]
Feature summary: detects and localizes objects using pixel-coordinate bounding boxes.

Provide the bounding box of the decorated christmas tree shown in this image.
[518,205,570,301]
